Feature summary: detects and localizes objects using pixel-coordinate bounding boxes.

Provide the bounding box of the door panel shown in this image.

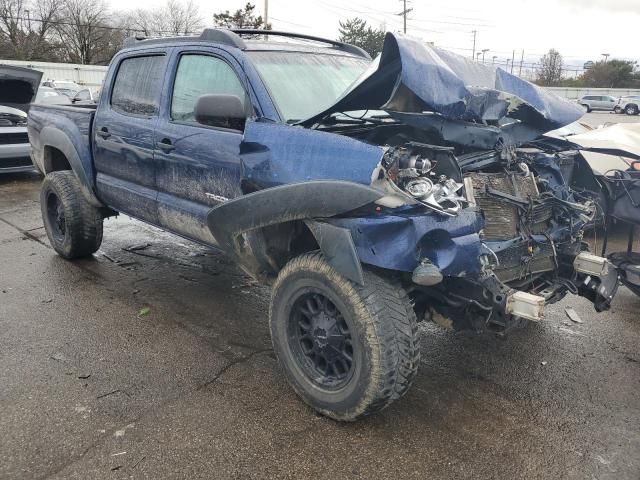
[93,54,166,223]
[154,52,248,245]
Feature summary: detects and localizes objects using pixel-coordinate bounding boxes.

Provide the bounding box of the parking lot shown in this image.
[1,112,639,479]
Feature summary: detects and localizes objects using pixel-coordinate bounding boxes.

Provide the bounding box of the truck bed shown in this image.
[28,103,97,191]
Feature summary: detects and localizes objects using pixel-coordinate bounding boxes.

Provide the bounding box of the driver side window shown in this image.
[171,54,249,127]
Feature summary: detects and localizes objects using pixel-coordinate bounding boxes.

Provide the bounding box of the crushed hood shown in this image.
[299,33,584,145]
[0,65,43,113]
[558,122,640,160]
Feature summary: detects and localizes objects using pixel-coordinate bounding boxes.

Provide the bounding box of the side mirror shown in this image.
[194,94,247,130]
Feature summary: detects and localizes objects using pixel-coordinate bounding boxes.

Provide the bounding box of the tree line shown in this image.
[1,1,637,90]
[0,0,267,65]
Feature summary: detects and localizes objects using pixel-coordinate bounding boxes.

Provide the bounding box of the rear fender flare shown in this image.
[39,126,102,208]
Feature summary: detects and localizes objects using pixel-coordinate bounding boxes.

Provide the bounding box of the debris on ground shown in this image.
[123,243,151,252]
[138,306,151,317]
[565,307,584,324]
[97,389,121,399]
[541,361,548,366]
[50,352,67,362]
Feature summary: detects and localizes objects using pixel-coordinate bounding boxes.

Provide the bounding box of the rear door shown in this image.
[93,51,168,223]
[153,49,252,245]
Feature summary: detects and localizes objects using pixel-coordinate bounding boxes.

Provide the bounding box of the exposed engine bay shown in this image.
[315,119,619,333]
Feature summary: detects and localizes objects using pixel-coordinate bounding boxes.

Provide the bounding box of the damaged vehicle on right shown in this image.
[28,29,622,421]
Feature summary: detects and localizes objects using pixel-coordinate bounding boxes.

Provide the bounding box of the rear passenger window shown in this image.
[171,54,248,124]
[111,55,164,116]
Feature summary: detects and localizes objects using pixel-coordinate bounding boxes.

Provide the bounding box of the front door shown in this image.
[154,51,251,245]
[93,52,167,224]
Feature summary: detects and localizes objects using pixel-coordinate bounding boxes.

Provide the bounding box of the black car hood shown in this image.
[299,33,584,147]
[0,65,43,113]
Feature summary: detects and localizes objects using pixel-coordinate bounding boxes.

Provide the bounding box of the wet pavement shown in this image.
[1,172,639,479]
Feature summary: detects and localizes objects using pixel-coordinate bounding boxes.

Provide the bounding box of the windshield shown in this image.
[247,51,369,123]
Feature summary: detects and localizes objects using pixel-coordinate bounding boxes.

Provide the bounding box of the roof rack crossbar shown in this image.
[230,29,371,59]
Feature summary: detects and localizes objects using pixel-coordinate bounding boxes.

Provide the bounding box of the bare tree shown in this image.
[536,49,563,86]
[0,0,61,60]
[126,0,203,37]
[54,0,114,64]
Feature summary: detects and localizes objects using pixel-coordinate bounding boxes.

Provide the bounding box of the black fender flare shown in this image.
[206,181,384,283]
[39,126,103,208]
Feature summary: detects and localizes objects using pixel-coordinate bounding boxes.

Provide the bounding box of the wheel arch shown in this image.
[206,181,384,284]
[39,126,103,208]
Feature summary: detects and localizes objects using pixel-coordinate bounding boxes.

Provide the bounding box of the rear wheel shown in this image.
[269,252,420,421]
[625,104,639,115]
[41,171,103,259]
[614,106,622,114]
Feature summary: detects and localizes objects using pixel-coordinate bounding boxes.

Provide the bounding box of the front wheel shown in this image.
[625,104,639,115]
[41,171,103,259]
[269,252,420,421]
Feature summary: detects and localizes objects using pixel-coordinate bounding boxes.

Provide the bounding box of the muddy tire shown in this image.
[40,171,103,259]
[269,252,420,421]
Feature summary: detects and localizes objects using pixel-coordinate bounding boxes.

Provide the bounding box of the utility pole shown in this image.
[518,49,524,76]
[601,53,610,62]
[264,0,269,39]
[481,48,489,63]
[510,49,515,74]
[397,0,413,34]
[471,30,477,59]
[492,55,497,65]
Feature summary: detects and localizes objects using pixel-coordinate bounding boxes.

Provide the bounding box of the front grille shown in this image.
[1,156,31,168]
[468,171,551,240]
[0,131,28,145]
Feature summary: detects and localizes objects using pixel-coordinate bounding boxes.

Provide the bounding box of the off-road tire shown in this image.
[269,252,420,421]
[625,104,639,115]
[40,171,103,259]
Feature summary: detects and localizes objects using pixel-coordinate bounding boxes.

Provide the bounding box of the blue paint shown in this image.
[302,33,584,132]
[330,209,484,274]
[241,121,384,188]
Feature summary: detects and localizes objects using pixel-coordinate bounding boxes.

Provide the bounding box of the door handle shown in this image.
[96,128,110,139]
[157,139,176,153]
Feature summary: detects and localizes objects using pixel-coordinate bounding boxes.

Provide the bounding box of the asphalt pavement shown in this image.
[1,167,639,479]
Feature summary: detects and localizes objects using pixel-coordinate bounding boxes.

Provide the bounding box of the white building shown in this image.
[0,59,108,90]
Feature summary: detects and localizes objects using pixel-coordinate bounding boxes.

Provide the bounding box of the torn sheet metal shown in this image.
[299,32,583,135]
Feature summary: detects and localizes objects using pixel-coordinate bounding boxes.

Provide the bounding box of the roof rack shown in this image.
[123,28,371,59]
[228,29,371,59]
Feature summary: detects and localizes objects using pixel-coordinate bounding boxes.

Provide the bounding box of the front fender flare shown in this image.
[206,181,384,282]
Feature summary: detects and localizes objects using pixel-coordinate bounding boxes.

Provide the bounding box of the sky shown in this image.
[109,0,640,73]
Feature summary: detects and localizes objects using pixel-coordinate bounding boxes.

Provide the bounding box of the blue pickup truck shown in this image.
[28,29,620,420]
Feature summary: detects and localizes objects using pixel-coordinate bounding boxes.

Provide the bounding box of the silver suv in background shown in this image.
[615,95,640,115]
[578,94,618,112]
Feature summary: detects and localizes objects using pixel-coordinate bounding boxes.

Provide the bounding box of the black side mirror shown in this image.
[194,94,247,130]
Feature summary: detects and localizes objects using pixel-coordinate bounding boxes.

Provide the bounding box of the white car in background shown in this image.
[0,65,42,173]
[614,95,640,115]
[578,94,618,112]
